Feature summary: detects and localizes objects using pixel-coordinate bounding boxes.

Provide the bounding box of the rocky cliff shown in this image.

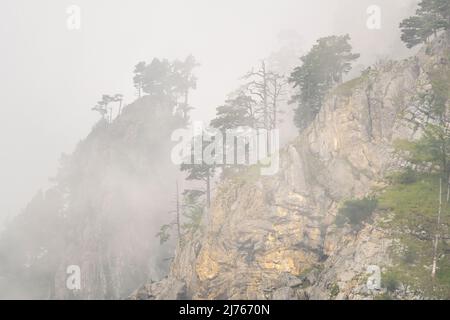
[0,95,184,299]
[132,32,450,300]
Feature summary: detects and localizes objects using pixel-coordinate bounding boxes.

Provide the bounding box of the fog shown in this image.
[0,0,418,228]
[0,0,427,300]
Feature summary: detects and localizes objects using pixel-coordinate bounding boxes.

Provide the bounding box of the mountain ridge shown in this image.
[131,31,450,300]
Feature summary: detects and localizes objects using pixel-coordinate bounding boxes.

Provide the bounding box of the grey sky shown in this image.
[0,0,416,226]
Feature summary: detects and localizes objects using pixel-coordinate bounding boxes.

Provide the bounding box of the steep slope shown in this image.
[0,95,183,299]
[132,32,450,300]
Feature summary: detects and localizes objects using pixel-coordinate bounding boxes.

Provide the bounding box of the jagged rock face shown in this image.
[0,96,184,299]
[52,96,185,299]
[132,32,450,300]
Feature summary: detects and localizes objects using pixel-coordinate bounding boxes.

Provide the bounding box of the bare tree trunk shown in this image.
[183,90,189,121]
[118,100,123,116]
[176,181,181,240]
[272,77,278,129]
[206,174,211,209]
[262,61,268,130]
[272,100,277,129]
[431,177,442,283]
[260,61,272,154]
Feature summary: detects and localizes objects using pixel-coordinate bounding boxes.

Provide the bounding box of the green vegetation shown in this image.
[156,189,205,245]
[429,61,450,104]
[375,49,450,297]
[329,283,340,298]
[210,94,257,131]
[180,136,216,208]
[181,189,205,235]
[379,175,440,229]
[377,174,450,298]
[382,271,401,293]
[335,197,377,229]
[374,292,394,300]
[387,168,418,185]
[289,34,360,131]
[156,223,172,245]
[400,0,449,49]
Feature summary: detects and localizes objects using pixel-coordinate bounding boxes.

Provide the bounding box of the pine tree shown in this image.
[156,182,182,244]
[91,94,114,122]
[133,61,146,98]
[181,189,205,234]
[289,34,359,131]
[210,93,257,131]
[171,55,199,122]
[180,135,216,209]
[141,58,173,98]
[113,94,124,116]
[132,56,198,120]
[400,0,450,49]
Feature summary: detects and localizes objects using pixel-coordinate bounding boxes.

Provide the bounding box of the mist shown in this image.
[0,0,425,300]
[0,0,417,226]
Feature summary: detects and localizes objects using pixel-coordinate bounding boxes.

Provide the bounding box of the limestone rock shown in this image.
[131,31,450,301]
